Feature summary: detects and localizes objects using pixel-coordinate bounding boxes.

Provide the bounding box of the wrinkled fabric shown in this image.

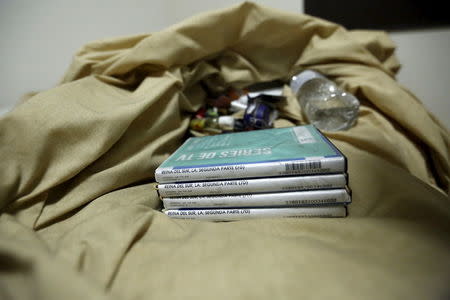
[0,2,449,300]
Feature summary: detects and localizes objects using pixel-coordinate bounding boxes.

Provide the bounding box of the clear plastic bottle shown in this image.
[290,70,359,131]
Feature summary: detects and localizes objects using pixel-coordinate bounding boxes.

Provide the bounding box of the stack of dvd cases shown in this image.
[155,125,350,221]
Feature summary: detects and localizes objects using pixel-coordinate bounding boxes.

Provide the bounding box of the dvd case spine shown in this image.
[163,206,347,221]
[155,156,345,183]
[162,188,351,209]
[158,174,347,197]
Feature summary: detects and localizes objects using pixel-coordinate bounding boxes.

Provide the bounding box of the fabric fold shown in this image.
[1,2,449,299]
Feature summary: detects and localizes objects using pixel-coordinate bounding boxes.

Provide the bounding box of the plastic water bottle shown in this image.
[290,70,359,131]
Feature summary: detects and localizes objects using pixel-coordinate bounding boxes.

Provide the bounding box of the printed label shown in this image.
[293,126,316,144]
[284,160,322,171]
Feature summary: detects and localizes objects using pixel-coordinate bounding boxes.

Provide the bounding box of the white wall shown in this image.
[0,0,302,116]
[389,28,450,129]
[1,1,448,129]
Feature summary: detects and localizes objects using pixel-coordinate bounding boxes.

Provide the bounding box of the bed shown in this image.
[1,3,449,299]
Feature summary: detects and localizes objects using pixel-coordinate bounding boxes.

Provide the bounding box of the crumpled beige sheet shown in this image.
[0,2,449,299]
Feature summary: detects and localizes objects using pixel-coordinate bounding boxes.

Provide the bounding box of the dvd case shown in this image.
[155,125,346,183]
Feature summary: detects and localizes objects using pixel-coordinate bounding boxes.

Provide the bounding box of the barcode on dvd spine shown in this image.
[285,161,322,171]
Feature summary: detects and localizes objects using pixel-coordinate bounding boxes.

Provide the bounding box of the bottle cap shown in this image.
[243,97,275,129]
[218,116,235,131]
[205,107,219,118]
[290,70,325,94]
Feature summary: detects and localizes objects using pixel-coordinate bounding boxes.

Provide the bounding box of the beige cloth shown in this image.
[1,2,449,299]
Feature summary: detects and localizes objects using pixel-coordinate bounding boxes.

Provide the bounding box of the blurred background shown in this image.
[1,0,449,128]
